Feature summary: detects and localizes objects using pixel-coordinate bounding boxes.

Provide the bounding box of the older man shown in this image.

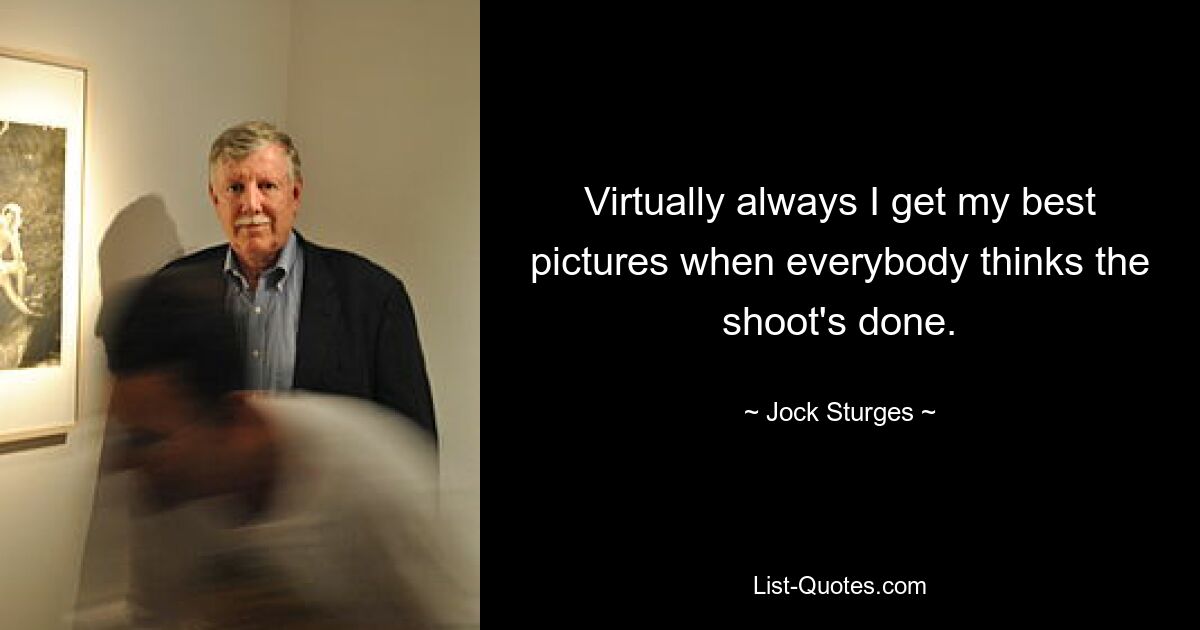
[161,121,436,437]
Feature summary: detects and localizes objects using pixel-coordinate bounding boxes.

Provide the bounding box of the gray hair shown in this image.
[208,121,303,182]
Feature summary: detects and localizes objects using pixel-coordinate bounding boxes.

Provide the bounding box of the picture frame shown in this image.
[0,48,86,444]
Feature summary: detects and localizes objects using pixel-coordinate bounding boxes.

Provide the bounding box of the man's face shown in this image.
[209,143,302,271]
[109,372,232,508]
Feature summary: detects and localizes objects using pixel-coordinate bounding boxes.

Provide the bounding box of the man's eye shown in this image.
[124,429,164,450]
[260,182,277,191]
[227,183,244,193]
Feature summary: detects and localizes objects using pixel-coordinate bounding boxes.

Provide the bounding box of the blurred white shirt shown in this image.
[77,393,475,630]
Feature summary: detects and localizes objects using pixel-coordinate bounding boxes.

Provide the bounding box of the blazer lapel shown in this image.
[293,234,340,390]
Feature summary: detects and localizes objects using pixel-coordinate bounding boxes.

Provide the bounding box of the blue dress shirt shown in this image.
[223,231,305,391]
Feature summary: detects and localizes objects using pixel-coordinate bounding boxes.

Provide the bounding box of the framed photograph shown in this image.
[0,48,86,443]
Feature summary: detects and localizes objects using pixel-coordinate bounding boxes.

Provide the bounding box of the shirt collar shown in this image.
[224,231,299,290]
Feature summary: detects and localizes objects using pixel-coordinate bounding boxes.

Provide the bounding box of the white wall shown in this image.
[287,0,481,606]
[0,1,291,628]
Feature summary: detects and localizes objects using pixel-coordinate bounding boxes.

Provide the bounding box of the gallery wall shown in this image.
[0,1,479,627]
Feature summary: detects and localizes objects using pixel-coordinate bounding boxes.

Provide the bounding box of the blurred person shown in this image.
[159,121,436,438]
[98,268,470,629]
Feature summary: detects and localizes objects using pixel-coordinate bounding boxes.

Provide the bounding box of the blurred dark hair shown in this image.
[106,265,243,410]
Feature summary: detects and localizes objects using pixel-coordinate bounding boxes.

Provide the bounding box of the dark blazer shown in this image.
[161,232,437,439]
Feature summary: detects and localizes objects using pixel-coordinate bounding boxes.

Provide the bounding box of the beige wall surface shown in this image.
[1,1,478,628]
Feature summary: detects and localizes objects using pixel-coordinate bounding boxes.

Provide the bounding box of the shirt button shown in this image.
[251,350,260,358]
[254,306,262,314]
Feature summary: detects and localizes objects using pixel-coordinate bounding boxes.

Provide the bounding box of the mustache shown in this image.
[234,214,272,227]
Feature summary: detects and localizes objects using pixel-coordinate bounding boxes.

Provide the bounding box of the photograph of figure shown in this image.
[0,119,64,369]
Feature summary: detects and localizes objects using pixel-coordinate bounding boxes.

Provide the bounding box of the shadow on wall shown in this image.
[72,194,182,625]
[91,192,183,471]
[95,194,183,347]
